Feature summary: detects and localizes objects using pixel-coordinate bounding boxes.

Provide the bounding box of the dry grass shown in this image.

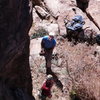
[30,36,100,100]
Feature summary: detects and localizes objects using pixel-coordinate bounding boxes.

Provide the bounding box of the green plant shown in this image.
[70,90,81,100]
[30,28,48,39]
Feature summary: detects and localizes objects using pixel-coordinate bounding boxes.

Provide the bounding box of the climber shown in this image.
[39,74,54,100]
[40,32,56,74]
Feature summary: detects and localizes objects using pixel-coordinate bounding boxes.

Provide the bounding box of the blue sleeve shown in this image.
[42,36,48,41]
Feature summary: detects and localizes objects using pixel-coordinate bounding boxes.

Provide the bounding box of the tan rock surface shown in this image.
[30,0,100,100]
[86,0,100,31]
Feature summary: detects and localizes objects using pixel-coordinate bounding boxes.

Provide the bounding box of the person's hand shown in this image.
[48,94,52,98]
[41,48,45,53]
[39,48,45,56]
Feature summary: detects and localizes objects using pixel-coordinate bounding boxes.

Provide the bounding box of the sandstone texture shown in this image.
[30,0,100,100]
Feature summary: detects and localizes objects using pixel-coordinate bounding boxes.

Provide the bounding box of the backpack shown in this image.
[66,15,85,31]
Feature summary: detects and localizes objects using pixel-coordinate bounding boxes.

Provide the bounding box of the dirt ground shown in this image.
[30,37,100,100]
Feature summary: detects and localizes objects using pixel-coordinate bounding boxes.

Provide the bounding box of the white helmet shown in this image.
[49,32,55,36]
[47,74,53,80]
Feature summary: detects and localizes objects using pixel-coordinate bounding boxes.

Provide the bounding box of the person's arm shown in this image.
[41,39,45,49]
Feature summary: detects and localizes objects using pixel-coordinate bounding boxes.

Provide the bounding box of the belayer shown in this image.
[38,75,54,100]
[40,32,56,74]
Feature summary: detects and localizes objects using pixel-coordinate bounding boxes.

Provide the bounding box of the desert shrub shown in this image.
[30,27,48,39]
[70,84,96,100]
[70,90,81,100]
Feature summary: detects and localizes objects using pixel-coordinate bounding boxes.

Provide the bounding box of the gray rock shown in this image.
[35,6,50,19]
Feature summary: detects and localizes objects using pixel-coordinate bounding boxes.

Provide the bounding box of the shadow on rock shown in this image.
[48,70,63,92]
[76,0,89,12]
[0,81,35,100]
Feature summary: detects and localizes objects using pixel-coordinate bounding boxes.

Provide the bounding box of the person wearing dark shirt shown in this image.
[40,75,54,100]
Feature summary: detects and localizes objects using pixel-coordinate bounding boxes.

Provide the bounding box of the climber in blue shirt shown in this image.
[40,32,56,74]
[42,36,56,49]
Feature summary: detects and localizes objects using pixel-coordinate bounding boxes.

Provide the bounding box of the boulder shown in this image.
[29,8,42,36]
[35,6,50,19]
[30,19,59,36]
[42,23,59,35]
[43,0,61,18]
[86,0,100,31]
[32,8,42,24]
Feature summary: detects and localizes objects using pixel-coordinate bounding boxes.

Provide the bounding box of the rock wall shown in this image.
[30,0,100,36]
[86,0,100,30]
[0,0,34,100]
[32,0,43,6]
[30,0,100,100]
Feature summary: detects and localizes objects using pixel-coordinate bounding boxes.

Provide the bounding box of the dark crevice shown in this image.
[76,0,100,31]
[32,0,42,7]
[76,0,89,12]
[35,10,44,20]
[85,12,100,31]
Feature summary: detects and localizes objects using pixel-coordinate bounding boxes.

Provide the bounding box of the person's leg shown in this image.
[41,95,46,100]
[45,49,53,74]
[38,90,47,100]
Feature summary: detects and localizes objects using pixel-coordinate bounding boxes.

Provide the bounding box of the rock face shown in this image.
[30,0,100,36]
[30,0,100,100]
[0,0,34,100]
[35,6,50,19]
[86,0,100,30]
